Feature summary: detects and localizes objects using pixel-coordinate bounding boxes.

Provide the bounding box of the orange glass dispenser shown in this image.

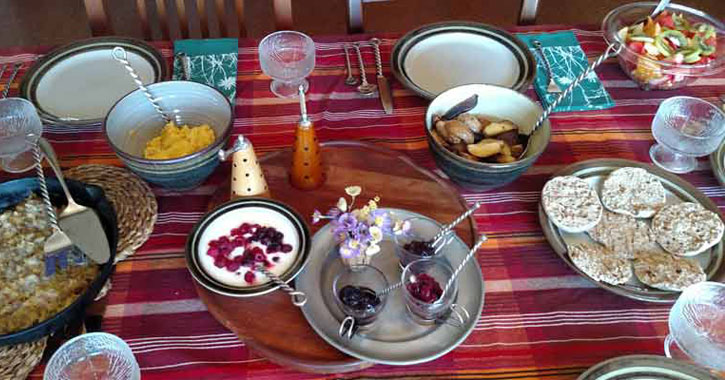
[290,86,325,190]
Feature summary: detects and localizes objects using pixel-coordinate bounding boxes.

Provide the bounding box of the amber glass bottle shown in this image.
[290,87,325,190]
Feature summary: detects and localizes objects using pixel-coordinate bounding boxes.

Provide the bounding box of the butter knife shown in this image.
[370,38,393,114]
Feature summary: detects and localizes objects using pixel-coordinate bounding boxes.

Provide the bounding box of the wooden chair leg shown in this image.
[273,0,293,29]
[519,0,539,25]
[84,0,111,35]
[347,0,363,33]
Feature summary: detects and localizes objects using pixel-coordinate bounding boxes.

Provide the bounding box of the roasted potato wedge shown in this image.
[467,139,504,158]
[444,120,475,144]
[510,144,524,158]
[483,121,517,137]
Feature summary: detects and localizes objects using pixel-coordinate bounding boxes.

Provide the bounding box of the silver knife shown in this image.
[370,38,393,114]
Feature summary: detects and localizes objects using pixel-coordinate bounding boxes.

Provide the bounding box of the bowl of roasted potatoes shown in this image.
[425,84,551,190]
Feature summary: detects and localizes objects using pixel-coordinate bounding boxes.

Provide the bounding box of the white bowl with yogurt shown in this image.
[186,198,310,297]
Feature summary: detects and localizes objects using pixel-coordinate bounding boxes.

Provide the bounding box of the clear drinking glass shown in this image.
[44,332,141,380]
[0,98,43,173]
[665,281,725,372]
[402,258,469,327]
[258,31,315,98]
[332,265,388,338]
[650,96,725,174]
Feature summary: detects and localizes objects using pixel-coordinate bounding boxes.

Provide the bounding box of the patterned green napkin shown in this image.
[173,38,238,103]
[516,31,615,112]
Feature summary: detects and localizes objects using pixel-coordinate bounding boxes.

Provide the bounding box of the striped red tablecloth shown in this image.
[2,25,724,379]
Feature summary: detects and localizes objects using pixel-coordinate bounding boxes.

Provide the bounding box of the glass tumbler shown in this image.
[650,96,725,174]
[665,281,725,372]
[393,217,446,268]
[402,258,469,327]
[0,98,43,173]
[44,332,140,380]
[333,265,389,338]
[258,31,315,98]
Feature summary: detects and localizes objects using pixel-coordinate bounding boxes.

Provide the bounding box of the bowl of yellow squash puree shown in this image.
[104,81,232,190]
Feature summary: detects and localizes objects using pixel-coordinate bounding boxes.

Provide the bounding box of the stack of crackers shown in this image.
[542,167,724,291]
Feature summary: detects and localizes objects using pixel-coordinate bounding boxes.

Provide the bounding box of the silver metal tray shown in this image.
[709,142,725,187]
[539,159,724,303]
[578,355,720,380]
[296,209,485,365]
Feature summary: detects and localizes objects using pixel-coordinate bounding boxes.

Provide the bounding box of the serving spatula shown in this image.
[33,144,76,276]
[38,138,110,264]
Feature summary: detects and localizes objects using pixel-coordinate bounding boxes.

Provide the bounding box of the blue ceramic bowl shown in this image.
[104,81,233,190]
[425,84,551,191]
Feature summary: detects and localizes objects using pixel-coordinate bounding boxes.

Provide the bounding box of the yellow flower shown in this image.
[336,197,348,212]
[365,243,381,256]
[367,199,378,210]
[369,226,383,243]
[345,186,362,197]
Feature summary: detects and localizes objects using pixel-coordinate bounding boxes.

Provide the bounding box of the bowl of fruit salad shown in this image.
[602,2,724,90]
[185,198,310,297]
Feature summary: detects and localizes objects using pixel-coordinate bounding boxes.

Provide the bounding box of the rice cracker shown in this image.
[601,167,666,218]
[567,243,632,285]
[633,249,705,291]
[542,176,603,233]
[587,210,658,259]
[651,202,724,256]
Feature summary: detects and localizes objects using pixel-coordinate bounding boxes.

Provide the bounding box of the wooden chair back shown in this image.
[83,0,294,40]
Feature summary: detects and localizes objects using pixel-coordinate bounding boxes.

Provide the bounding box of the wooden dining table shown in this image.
[1,24,724,379]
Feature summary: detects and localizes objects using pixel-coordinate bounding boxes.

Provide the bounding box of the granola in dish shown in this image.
[651,202,724,256]
[0,194,98,335]
[587,210,658,259]
[567,243,633,285]
[600,167,666,218]
[633,249,706,291]
[542,176,603,233]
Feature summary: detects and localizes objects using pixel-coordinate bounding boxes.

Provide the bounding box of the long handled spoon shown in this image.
[112,47,172,124]
[431,201,482,248]
[519,42,622,158]
[1,62,21,98]
[352,43,377,95]
[255,264,307,306]
[343,45,358,86]
[34,144,75,276]
[437,234,488,302]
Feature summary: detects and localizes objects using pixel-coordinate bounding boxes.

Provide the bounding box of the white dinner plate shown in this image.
[20,37,166,126]
[392,22,535,99]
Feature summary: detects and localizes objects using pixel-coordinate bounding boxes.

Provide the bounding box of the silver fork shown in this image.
[533,40,562,93]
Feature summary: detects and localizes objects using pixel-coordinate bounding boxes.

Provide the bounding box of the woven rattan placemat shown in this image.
[65,164,158,263]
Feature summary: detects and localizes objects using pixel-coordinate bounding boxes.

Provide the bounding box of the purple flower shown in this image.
[369,209,392,232]
[327,207,342,218]
[352,222,372,244]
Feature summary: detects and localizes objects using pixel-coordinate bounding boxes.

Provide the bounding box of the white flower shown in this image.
[365,243,381,256]
[369,226,383,243]
[218,76,236,90]
[345,186,362,197]
[337,197,348,212]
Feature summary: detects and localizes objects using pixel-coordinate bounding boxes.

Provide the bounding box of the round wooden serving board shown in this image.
[196,141,477,373]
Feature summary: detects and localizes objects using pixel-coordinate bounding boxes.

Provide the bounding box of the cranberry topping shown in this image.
[406,273,443,303]
[205,222,292,274]
[244,271,255,284]
[403,240,435,257]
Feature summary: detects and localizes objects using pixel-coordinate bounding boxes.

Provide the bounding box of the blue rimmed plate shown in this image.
[392,22,536,99]
[185,198,310,298]
[20,37,166,126]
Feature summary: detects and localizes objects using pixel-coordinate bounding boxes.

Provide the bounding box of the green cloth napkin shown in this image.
[516,32,615,112]
[173,38,238,103]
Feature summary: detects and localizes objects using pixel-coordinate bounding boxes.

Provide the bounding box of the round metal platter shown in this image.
[296,208,485,365]
[20,37,166,126]
[708,142,725,187]
[538,159,724,303]
[578,355,720,380]
[391,21,535,99]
